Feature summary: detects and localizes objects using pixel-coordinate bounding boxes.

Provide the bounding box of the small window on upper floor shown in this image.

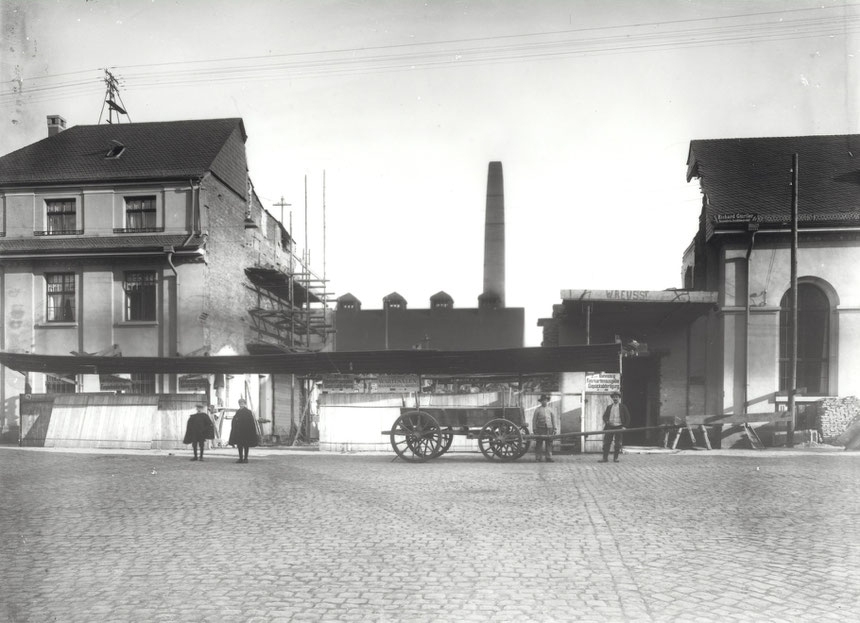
[125,196,157,231]
[124,271,158,321]
[45,199,77,235]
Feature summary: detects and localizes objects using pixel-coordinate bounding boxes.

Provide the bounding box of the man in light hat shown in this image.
[599,391,630,463]
[532,394,557,462]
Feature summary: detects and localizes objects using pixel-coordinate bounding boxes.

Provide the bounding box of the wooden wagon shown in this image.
[383,406,532,462]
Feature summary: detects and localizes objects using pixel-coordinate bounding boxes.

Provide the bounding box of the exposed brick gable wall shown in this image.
[208,126,248,200]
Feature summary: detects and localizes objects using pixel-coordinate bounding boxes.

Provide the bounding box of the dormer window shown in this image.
[105,140,126,159]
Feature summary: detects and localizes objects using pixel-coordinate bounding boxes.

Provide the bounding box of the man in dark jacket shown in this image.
[599,392,630,463]
[228,398,259,463]
[183,402,214,461]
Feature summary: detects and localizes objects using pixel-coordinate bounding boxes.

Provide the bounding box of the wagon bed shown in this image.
[382,407,530,462]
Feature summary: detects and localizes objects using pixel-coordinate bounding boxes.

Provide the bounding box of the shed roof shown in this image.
[0,344,622,376]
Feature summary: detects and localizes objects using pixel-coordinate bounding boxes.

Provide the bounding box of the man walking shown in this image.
[183,402,215,461]
[532,394,557,463]
[599,392,630,463]
[228,398,259,463]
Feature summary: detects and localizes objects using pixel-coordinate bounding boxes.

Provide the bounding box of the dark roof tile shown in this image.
[0,118,246,189]
[687,134,860,235]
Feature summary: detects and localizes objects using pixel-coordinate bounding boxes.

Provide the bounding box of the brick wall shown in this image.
[200,174,254,355]
[817,396,860,443]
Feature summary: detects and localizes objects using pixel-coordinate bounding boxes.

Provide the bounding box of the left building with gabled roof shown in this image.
[0,116,329,447]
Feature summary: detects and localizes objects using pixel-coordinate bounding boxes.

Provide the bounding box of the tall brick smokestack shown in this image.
[480,161,505,308]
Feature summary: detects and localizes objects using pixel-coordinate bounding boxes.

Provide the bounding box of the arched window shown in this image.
[779,283,830,395]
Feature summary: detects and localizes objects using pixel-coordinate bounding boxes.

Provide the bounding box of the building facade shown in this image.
[541,134,860,448]
[0,116,329,444]
[333,291,524,351]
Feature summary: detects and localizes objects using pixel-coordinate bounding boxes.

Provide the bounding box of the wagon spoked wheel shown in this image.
[431,428,454,459]
[390,411,443,462]
[478,418,526,462]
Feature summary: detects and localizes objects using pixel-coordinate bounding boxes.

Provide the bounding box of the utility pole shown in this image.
[787,153,799,447]
[98,69,131,124]
[273,196,291,228]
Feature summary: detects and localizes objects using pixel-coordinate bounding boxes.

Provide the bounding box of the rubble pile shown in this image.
[817,396,860,443]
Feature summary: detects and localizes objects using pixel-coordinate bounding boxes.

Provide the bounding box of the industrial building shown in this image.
[540,134,860,449]
[319,161,528,452]
[0,116,330,447]
[332,161,524,353]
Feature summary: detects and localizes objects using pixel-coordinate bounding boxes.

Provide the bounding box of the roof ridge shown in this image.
[691,133,860,143]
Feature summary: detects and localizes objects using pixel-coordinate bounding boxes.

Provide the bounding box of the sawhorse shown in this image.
[664,423,712,450]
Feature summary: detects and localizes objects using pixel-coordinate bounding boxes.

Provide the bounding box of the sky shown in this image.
[2,0,858,346]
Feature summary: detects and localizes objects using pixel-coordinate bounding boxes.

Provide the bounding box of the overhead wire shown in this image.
[1,5,858,105]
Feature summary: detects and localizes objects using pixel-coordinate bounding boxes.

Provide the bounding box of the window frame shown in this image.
[45,372,76,394]
[43,199,80,235]
[123,270,158,322]
[45,272,76,323]
[120,196,160,233]
[779,283,830,396]
[130,373,156,394]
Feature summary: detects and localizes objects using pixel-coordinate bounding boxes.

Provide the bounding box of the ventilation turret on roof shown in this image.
[430,291,454,309]
[337,293,361,311]
[383,292,407,310]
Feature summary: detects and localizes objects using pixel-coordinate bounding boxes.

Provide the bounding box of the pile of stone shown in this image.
[817,396,860,443]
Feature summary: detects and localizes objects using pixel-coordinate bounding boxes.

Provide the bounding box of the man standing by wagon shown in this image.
[532,394,557,463]
[599,391,630,463]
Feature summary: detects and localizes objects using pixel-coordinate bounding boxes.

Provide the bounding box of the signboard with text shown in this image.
[321,374,360,393]
[561,289,718,304]
[585,372,621,394]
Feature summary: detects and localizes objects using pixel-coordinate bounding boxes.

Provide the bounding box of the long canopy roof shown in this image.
[0,344,621,377]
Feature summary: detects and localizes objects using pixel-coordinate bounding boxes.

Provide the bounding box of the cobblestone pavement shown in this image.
[1,447,859,623]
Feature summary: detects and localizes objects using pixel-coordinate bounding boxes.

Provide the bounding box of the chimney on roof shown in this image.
[47,115,66,137]
[480,161,505,309]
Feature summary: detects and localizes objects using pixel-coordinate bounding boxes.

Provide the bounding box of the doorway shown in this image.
[620,356,659,445]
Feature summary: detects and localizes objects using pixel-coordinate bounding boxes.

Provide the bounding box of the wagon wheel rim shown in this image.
[430,428,454,459]
[390,411,442,462]
[478,418,525,462]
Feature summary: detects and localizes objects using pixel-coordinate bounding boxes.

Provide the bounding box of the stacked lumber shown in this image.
[818,396,860,443]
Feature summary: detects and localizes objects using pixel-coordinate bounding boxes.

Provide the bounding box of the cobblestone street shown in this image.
[1,446,859,622]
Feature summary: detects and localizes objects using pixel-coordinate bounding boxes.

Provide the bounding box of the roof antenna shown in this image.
[98,68,131,124]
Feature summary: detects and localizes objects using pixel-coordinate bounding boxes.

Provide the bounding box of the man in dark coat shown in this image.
[184,402,215,461]
[599,392,631,463]
[228,398,259,463]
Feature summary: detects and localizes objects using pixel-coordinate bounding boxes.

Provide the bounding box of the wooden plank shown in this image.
[406,407,524,427]
[685,413,792,426]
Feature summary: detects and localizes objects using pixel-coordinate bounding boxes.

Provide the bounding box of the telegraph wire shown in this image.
[54,2,860,73]
[1,5,858,104]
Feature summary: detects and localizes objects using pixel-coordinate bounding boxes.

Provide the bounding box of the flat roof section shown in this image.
[560,289,719,333]
[0,344,622,377]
